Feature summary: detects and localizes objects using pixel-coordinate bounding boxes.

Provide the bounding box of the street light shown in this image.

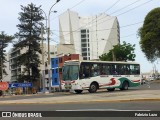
[39,0,60,93]
[47,0,60,93]
[101,38,115,61]
[40,9,57,93]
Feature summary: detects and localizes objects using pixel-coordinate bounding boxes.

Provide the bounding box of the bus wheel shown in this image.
[120,81,129,90]
[88,83,98,93]
[74,90,83,94]
[107,88,115,92]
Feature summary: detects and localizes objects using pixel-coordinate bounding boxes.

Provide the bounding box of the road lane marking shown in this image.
[56,109,151,111]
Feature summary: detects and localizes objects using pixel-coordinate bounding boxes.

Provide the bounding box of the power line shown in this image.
[89,0,154,31]
[89,0,143,27]
[51,21,143,32]
[70,0,86,10]
[88,0,143,28]
[50,0,86,21]
[51,0,121,32]
[110,0,142,15]
[69,33,137,42]
[52,0,151,40]
[49,0,154,58]
[103,0,121,13]
[116,0,155,17]
[50,32,137,58]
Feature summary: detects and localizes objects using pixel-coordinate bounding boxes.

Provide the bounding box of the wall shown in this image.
[51,58,59,87]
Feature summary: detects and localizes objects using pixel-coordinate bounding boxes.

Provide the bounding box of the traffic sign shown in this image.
[0,82,9,91]
[9,83,32,88]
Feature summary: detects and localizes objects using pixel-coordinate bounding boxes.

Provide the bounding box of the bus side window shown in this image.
[112,65,118,75]
[91,63,100,77]
[84,65,90,78]
[117,65,122,75]
[100,64,105,75]
[135,65,140,74]
[79,66,84,79]
[100,64,110,75]
[126,65,130,75]
[107,65,111,75]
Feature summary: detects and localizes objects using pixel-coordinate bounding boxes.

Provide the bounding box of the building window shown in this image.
[83,57,87,60]
[82,48,87,52]
[54,78,58,83]
[81,29,86,33]
[45,70,48,74]
[81,34,86,38]
[45,62,47,67]
[81,39,87,42]
[59,58,62,63]
[82,53,87,56]
[59,68,62,73]
[82,44,87,47]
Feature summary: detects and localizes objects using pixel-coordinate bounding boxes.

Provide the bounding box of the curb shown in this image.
[0,98,160,104]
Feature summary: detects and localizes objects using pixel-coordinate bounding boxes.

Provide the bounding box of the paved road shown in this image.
[133,81,160,90]
[0,101,160,111]
[0,102,160,120]
[0,81,159,101]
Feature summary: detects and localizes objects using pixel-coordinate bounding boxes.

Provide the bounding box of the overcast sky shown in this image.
[0,0,160,73]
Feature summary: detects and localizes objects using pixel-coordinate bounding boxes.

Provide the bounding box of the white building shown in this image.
[9,47,26,82]
[8,43,56,85]
[58,10,120,60]
[2,53,11,82]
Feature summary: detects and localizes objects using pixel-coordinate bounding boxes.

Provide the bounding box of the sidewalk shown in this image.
[0,89,160,104]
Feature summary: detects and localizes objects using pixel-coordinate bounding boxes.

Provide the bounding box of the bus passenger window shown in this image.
[100,65,109,75]
[112,65,118,75]
[79,66,84,79]
[91,64,100,77]
[100,65,105,75]
[84,66,90,78]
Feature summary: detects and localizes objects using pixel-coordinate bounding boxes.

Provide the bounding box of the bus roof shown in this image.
[64,60,139,65]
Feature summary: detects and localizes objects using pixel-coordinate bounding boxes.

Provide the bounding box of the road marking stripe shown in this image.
[56,109,151,111]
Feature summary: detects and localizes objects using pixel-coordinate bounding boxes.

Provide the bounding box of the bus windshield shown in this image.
[62,65,79,81]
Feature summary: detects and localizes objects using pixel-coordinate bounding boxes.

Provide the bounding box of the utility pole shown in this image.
[40,24,45,93]
[101,38,115,61]
[0,41,3,81]
[96,15,98,59]
[47,0,60,93]
[40,0,60,93]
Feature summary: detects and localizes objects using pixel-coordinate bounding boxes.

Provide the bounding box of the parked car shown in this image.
[148,76,155,81]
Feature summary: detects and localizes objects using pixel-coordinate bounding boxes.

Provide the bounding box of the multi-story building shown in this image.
[51,57,59,88]
[58,10,120,60]
[2,53,11,82]
[51,54,81,89]
[9,48,26,83]
[8,43,56,86]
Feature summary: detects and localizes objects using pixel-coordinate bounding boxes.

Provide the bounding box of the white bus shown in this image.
[62,60,141,93]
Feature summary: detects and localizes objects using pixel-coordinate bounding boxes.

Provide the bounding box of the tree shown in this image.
[0,31,14,80]
[138,7,160,62]
[14,3,44,83]
[99,41,136,61]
